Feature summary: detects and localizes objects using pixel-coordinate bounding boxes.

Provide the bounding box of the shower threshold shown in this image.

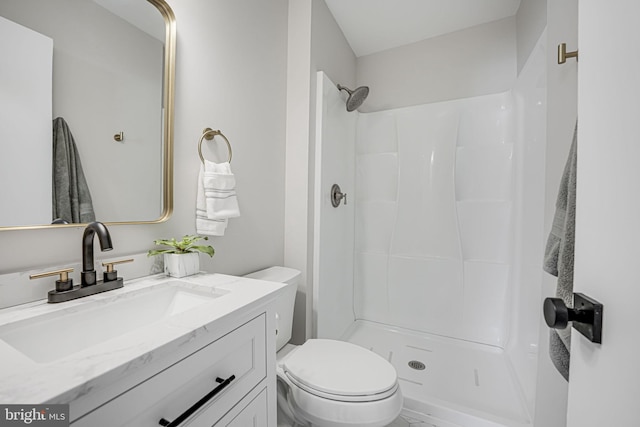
[341,320,532,427]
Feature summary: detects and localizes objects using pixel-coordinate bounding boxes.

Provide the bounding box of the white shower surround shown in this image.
[314,31,546,427]
[354,91,514,347]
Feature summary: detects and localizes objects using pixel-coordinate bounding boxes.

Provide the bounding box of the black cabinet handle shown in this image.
[158,375,236,426]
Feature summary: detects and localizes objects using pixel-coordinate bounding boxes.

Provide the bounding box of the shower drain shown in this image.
[408,360,426,370]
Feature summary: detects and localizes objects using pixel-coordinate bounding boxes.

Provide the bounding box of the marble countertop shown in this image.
[0,273,285,407]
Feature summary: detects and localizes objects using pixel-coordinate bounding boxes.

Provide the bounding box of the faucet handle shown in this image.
[30,268,74,292]
[102,258,134,282]
[102,258,134,272]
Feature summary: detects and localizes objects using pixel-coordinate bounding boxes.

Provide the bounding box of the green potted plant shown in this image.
[148,235,214,278]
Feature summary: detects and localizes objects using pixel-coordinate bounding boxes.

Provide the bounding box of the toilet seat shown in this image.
[282,339,398,402]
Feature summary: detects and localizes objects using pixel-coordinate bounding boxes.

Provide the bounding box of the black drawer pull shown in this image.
[158,375,236,426]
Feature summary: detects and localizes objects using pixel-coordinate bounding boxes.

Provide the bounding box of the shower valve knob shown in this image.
[331,184,347,207]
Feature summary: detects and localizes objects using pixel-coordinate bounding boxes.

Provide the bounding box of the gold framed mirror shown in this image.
[0,0,175,230]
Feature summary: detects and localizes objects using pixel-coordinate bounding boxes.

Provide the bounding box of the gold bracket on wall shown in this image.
[558,43,578,64]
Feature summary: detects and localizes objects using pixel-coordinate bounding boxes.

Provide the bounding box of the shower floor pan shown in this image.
[342,320,532,427]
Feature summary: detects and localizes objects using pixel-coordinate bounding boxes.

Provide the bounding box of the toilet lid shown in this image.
[283,339,398,400]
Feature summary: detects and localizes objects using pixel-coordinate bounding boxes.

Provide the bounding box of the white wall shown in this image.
[0,17,52,226]
[285,0,357,342]
[285,0,313,344]
[309,1,358,340]
[313,72,356,339]
[0,0,288,295]
[516,0,547,74]
[508,30,547,418]
[532,1,577,426]
[0,0,163,223]
[311,0,357,91]
[356,17,517,112]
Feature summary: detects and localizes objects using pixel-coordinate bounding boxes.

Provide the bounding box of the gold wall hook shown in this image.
[558,43,578,64]
[114,132,124,142]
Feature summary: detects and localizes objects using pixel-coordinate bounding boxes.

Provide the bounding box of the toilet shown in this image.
[244,267,403,427]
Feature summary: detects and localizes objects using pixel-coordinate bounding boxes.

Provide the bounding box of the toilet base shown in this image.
[284,376,402,427]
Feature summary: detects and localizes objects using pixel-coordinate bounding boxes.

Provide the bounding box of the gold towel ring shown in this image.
[198,127,232,163]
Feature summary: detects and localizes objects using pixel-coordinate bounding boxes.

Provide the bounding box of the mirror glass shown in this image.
[0,0,174,230]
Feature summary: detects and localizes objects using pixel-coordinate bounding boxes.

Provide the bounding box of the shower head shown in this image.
[337,84,369,112]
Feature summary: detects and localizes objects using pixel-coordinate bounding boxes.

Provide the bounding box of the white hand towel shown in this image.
[196,166,227,236]
[203,160,241,220]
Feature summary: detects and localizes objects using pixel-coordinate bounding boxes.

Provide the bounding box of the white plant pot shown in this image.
[164,253,200,278]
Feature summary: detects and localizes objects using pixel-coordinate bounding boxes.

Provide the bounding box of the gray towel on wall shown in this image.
[52,117,96,223]
[543,122,578,382]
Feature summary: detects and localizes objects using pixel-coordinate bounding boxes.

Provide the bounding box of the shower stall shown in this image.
[312,32,547,427]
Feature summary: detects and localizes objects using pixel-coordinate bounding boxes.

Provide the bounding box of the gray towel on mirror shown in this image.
[543,122,577,382]
[52,117,96,223]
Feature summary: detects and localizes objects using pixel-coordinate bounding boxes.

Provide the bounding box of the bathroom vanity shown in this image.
[0,273,284,426]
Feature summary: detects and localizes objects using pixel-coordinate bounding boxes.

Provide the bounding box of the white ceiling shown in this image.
[324,0,522,57]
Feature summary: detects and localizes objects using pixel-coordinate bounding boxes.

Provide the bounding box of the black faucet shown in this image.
[81,221,113,287]
[29,221,131,303]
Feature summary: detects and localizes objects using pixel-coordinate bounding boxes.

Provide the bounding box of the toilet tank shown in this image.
[243,266,300,351]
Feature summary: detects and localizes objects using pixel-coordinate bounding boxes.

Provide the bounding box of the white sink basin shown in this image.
[0,280,226,363]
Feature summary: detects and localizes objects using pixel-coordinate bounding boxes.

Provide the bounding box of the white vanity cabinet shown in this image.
[72,313,271,427]
[0,273,283,427]
[214,387,268,426]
